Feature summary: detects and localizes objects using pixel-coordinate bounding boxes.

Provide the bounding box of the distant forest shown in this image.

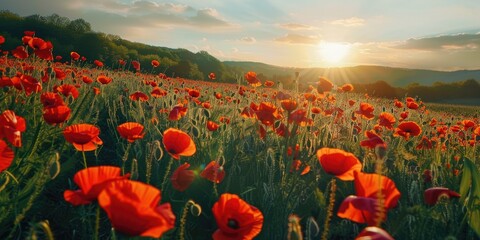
[1,11,479,104]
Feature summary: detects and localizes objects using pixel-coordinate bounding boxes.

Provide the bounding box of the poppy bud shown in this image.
[190,202,202,217]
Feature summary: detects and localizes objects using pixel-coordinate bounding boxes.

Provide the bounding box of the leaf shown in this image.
[460,158,472,203]
[469,199,480,237]
[48,152,61,180]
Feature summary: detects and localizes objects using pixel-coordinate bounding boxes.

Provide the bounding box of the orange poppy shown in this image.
[43,106,71,125]
[340,83,354,92]
[28,37,47,50]
[256,102,282,126]
[337,195,377,225]
[56,84,79,99]
[12,74,42,96]
[117,122,145,143]
[168,104,188,121]
[378,112,396,130]
[214,92,222,99]
[188,89,200,98]
[34,43,53,61]
[461,119,476,131]
[163,128,196,159]
[354,171,401,210]
[132,60,141,71]
[0,110,26,147]
[151,87,167,98]
[424,187,460,206]
[0,139,14,173]
[245,71,262,87]
[316,148,362,181]
[416,136,433,150]
[209,72,216,80]
[349,99,356,106]
[151,59,160,67]
[97,179,175,238]
[97,75,112,84]
[70,51,80,61]
[93,87,101,95]
[207,121,220,131]
[317,77,334,93]
[355,102,375,120]
[355,227,394,240]
[394,121,422,140]
[280,99,297,112]
[264,80,274,87]
[289,109,312,126]
[63,124,103,151]
[171,162,195,191]
[399,111,409,120]
[63,166,127,206]
[275,122,290,137]
[53,68,67,80]
[311,107,322,114]
[212,193,264,240]
[129,91,149,101]
[394,99,403,108]
[360,130,385,149]
[81,75,93,84]
[200,160,225,183]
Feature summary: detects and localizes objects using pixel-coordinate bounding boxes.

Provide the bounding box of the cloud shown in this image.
[330,17,365,27]
[275,34,321,45]
[278,23,317,31]
[240,37,256,43]
[393,33,480,51]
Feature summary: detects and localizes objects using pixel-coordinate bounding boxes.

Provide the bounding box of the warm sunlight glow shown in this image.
[317,42,351,65]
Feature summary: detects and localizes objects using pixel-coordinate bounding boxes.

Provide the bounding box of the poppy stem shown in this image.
[121,143,132,175]
[82,148,88,168]
[94,205,100,240]
[178,200,194,240]
[161,158,174,191]
[321,178,336,240]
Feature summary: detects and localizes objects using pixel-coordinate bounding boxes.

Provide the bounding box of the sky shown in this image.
[3,0,480,70]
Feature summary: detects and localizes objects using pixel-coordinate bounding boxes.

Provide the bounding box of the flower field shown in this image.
[1,32,480,240]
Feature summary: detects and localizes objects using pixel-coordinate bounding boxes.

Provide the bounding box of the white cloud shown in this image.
[330,17,365,27]
[278,23,317,31]
[240,37,256,43]
[275,33,321,45]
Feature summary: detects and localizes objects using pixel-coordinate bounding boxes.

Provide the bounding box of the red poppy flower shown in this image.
[94,60,104,67]
[0,76,13,88]
[163,128,196,160]
[280,99,298,112]
[264,80,274,87]
[0,35,5,45]
[337,195,377,225]
[97,75,112,84]
[97,179,175,238]
[171,163,195,191]
[461,119,476,131]
[207,121,220,131]
[117,122,145,143]
[394,99,403,108]
[349,99,356,106]
[63,124,103,151]
[168,104,188,121]
[275,122,290,137]
[355,102,375,120]
[355,227,394,240]
[316,148,362,181]
[424,187,460,206]
[256,102,282,126]
[200,161,225,183]
[41,92,65,108]
[209,72,216,80]
[212,193,264,240]
[28,37,47,50]
[53,68,66,80]
[35,44,53,61]
[219,116,230,124]
[93,87,101,95]
[0,139,14,173]
[360,130,385,149]
[70,52,80,61]
[394,121,422,140]
[11,46,28,59]
[63,166,127,206]
[11,74,42,96]
[56,84,79,99]
[317,77,334,93]
[399,111,409,120]
[378,112,396,130]
[406,100,419,109]
[151,59,160,67]
[0,110,26,147]
[118,59,126,66]
[151,87,167,98]
[289,109,312,126]
[132,60,141,71]
[311,107,322,114]
[354,171,401,210]
[245,71,262,87]
[43,105,71,125]
[340,83,354,92]
[129,91,149,101]
[188,89,200,98]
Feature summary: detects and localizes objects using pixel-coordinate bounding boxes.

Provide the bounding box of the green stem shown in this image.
[3,171,19,184]
[82,149,88,168]
[121,143,132,175]
[161,158,174,191]
[178,200,194,240]
[94,206,100,240]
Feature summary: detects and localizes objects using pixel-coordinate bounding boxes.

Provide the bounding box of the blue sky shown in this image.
[3,0,480,70]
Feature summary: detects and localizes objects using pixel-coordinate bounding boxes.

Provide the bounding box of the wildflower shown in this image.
[94,60,104,67]
[117,122,145,143]
[200,161,225,183]
[0,110,26,147]
[0,139,14,173]
[63,166,128,206]
[163,128,196,160]
[264,80,274,87]
[316,148,362,181]
[355,226,394,240]
[207,121,220,131]
[97,75,112,84]
[424,187,460,205]
[132,60,141,71]
[394,121,422,140]
[355,102,375,120]
[378,112,396,130]
[360,130,385,149]
[340,83,354,92]
[168,104,188,121]
[43,106,71,125]
[354,171,401,210]
[209,72,216,80]
[151,59,160,67]
[212,193,264,240]
[317,77,334,93]
[129,91,149,101]
[337,195,377,225]
[171,163,195,191]
[70,52,80,61]
[63,124,103,151]
[56,84,79,99]
[97,179,175,238]
[245,71,262,87]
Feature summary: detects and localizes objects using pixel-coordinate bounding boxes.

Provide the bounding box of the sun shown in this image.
[317,42,351,65]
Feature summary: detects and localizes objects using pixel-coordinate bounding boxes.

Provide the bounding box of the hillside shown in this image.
[225,61,480,87]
